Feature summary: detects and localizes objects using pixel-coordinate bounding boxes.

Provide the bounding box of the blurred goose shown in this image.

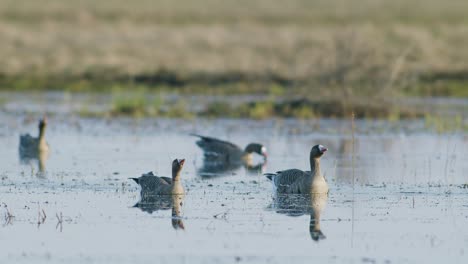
[130,159,185,195]
[19,117,49,155]
[191,134,267,166]
[265,145,328,194]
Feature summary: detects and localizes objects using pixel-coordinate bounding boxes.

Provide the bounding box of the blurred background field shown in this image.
[0,0,467,118]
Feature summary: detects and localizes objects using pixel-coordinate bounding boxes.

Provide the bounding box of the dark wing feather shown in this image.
[190,134,239,148]
[191,134,242,160]
[160,177,172,184]
[140,172,172,184]
[19,134,37,152]
[20,134,35,144]
[274,169,306,185]
[132,175,170,193]
[264,173,276,181]
[273,169,308,193]
[129,178,140,184]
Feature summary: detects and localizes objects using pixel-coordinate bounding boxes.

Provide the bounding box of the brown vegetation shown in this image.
[0,0,467,98]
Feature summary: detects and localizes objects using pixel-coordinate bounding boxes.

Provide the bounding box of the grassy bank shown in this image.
[83,90,425,120]
[0,0,468,99]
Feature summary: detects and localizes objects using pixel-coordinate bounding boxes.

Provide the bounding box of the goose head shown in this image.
[244,143,268,160]
[39,117,47,131]
[172,158,185,174]
[310,144,327,159]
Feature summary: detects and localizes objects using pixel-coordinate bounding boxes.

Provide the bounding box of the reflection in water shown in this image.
[133,193,185,230]
[271,193,328,241]
[197,160,267,177]
[19,151,48,177]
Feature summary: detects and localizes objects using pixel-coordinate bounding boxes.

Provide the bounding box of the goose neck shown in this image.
[310,157,321,176]
[172,171,181,182]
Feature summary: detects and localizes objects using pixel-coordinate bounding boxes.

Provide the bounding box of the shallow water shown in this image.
[1,99,468,263]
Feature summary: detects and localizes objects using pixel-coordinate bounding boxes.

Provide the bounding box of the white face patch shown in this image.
[318,145,327,153]
[261,146,267,154]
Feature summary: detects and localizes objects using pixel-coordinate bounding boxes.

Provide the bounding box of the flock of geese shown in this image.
[19,117,330,240]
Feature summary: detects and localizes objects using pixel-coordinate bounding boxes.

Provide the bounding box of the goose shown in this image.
[19,117,49,155]
[265,144,328,194]
[191,134,267,166]
[130,159,185,195]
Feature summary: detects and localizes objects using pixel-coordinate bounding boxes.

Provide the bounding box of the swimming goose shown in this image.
[19,117,49,155]
[191,134,267,166]
[265,145,328,194]
[130,159,185,195]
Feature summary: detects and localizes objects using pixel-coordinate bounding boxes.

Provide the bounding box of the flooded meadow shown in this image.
[0,93,467,263]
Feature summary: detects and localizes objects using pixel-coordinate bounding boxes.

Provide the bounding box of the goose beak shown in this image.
[261,147,268,159]
[178,159,185,166]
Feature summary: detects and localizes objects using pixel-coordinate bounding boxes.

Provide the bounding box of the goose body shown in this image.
[265,145,328,194]
[19,118,49,156]
[130,159,185,195]
[191,134,267,165]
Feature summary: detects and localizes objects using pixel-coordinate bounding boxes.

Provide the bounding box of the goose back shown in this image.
[133,174,173,194]
[270,169,310,194]
[19,134,36,153]
[192,134,243,162]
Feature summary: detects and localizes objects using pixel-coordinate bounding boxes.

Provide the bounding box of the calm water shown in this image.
[0,95,467,263]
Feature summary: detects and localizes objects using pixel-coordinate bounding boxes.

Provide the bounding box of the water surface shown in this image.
[0,96,467,263]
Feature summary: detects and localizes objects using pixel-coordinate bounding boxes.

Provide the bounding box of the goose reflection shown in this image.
[19,151,48,176]
[133,193,185,230]
[271,192,328,241]
[197,160,267,177]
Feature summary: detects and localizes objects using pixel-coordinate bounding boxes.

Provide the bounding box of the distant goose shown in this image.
[191,134,267,166]
[130,159,185,195]
[265,145,328,194]
[19,117,49,155]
